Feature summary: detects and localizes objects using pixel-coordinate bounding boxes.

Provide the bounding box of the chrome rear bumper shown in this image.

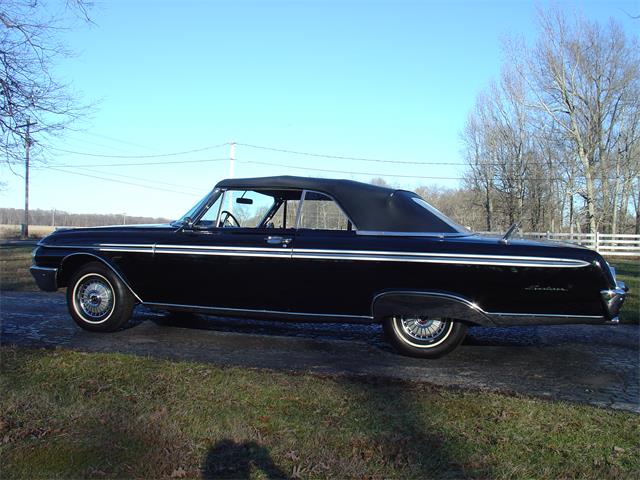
[600,281,628,320]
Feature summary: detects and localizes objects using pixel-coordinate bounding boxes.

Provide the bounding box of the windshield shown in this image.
[172,189,219,226]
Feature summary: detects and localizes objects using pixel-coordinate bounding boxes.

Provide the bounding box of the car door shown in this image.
[286,190,377,317]
[146,189,301,311]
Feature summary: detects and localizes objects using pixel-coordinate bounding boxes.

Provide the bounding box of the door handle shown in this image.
[266,236,292,247]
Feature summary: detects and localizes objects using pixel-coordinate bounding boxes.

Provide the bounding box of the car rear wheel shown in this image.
[66,262,134,332]
[382,316,467,358]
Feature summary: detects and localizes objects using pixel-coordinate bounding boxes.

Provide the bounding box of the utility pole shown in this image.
[227,141,236,213]
[229,141,236,178]
[16,118,36,239]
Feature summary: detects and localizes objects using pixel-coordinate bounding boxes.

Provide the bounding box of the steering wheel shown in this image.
[219,210,241,228]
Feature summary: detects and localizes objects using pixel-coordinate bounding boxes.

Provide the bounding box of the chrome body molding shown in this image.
[489,312,604,319]
[143,301,373,323]
[372,290,485,315]
[356,230,472,238]
[291,250,588,268]
[489,312,606,326]
[372,290,607,326]
[38,243,589,268]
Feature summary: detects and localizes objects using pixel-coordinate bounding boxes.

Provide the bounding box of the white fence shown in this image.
[483,231,640,257]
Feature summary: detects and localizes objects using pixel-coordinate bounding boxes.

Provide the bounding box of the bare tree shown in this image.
[508,9,639,233]
[0,0,91,172]
[461,96,496,231]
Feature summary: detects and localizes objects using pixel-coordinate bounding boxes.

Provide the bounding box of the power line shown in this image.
[47,167,202,196]
[42,157,230,168]
[64,166,206,192]
[239,159,623,182]
[237,142,467,166]
[240,159,464,180]
[45,142,230,159]
[72,131,155,150]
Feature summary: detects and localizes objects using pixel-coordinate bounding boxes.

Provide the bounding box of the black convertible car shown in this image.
[31,176,627,358]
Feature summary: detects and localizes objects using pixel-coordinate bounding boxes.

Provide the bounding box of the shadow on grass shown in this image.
[339,377,475,479]
[201,439,289,479]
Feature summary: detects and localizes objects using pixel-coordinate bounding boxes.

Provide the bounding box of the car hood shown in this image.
[39,223,178,246]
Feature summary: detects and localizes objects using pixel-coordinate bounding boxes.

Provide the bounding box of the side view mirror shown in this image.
[182,216,195,230]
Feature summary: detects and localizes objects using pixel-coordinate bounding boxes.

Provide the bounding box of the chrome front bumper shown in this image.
[30,266,58,292]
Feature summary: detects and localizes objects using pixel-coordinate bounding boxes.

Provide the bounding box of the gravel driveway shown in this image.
[1,291,638,412]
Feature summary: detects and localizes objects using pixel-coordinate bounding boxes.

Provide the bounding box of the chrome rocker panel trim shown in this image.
[143,302,373,324]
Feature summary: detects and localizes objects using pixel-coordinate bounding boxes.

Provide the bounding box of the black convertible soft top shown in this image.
[215,176,467,234]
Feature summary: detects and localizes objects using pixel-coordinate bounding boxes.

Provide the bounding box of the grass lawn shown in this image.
[1,347,638,479]
[611,258,639,324]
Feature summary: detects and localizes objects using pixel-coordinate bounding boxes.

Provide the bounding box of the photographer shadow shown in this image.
[201,439,289,479]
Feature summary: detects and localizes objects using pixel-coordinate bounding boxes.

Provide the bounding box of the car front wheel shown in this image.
[66,262,134,332]
[382,316,467,358]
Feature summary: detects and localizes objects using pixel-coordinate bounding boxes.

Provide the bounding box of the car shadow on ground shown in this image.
[146,309,639,350]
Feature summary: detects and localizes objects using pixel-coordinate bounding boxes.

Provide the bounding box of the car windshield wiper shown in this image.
[500,221,521,244]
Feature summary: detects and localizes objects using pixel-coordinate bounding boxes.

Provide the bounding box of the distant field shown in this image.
[0,225,56,239]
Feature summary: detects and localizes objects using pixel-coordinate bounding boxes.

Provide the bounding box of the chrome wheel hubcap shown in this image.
[399,316,448,342]
[76,277,114,320]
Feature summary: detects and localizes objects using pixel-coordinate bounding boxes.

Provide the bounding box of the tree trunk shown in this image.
[636,182,640,234]
[580,151,598,233]
[485,186,493,231]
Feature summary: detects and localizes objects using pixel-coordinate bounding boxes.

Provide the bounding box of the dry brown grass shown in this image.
[0,246,36,291]
[0,225,56,239]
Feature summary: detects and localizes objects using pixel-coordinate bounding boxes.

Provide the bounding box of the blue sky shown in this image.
[1,0,638,219]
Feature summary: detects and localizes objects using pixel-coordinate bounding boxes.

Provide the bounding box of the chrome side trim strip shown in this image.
[357,231,472,238]
[143,301,373,321]
[155,249,291,259]
[292,252,585,268]
[59,252,144,303]
[39,243,588,268]
[294,248,585,263]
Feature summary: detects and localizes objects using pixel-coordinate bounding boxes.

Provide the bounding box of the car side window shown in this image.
[269,200,300,229]
[219,190,277,228]
[298,192,351,230]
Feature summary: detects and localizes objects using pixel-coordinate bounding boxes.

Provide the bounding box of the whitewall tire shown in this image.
[66,262,134,332]
[383,316,467,358]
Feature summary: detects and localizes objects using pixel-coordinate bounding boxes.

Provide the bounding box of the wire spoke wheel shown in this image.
[391,316,454,348]
[73,273,115,323]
